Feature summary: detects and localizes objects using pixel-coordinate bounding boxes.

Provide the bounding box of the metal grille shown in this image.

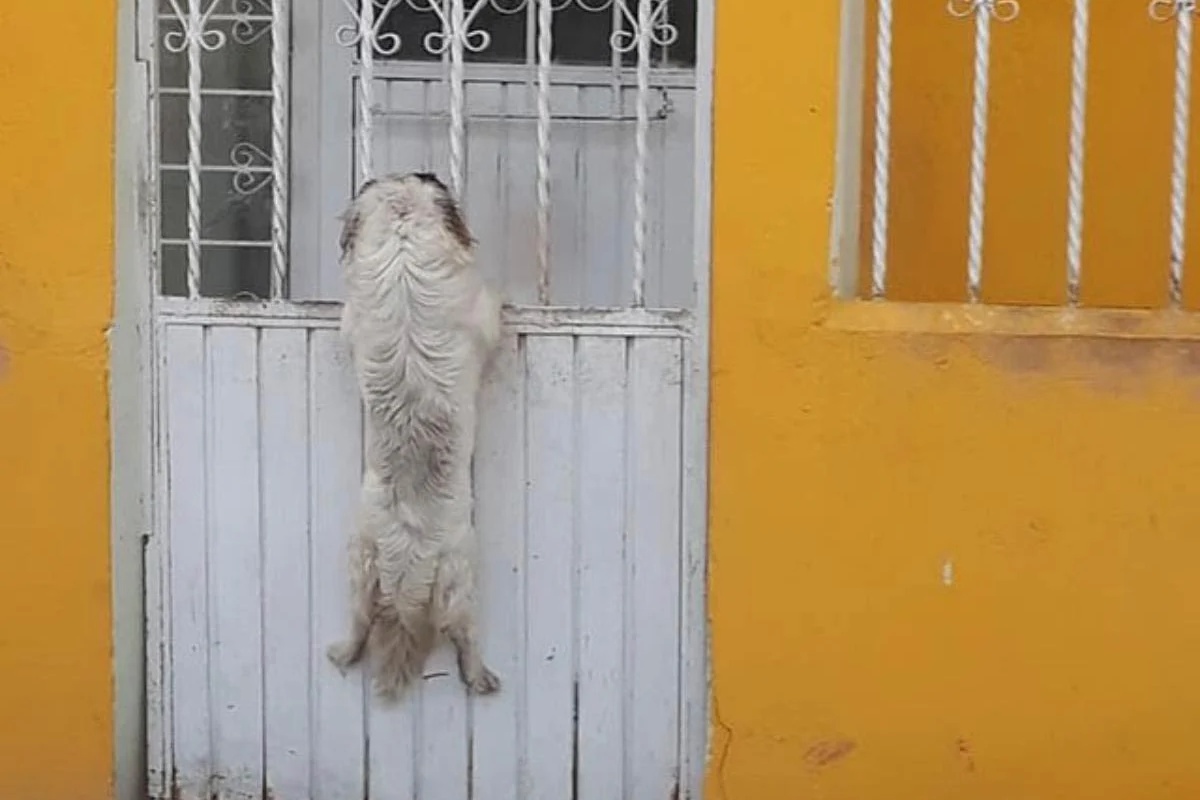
[838,0,1200,309]
[347,0,691,307]
[157,0,289,299]
[155,0,697,306]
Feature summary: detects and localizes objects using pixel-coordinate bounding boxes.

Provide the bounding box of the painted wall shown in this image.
[0,2,115,798]
[708,2,1200,798]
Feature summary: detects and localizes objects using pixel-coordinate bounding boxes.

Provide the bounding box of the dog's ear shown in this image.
[339,207,362,260]
[339,179,378,259]
[434,191,475,251]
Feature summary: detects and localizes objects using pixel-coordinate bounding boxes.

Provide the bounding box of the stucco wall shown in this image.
[0,2,115,797]
[708,2,1200,798]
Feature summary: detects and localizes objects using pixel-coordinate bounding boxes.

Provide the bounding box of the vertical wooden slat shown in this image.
[523,335,577,800]
[577,85,621,308]
[575,337,629,800]
[470,333,526,800]
[547,84,585,305]
[463,81,508,293]
[166,324,212,799]
[260,327,313,800]
[309,328,367,800]
[367,698,417,800]
[429,77,453,184]
[417,652,469,800]
[626,337,684,800]
[500,81,539,305]
[208,326,266,799]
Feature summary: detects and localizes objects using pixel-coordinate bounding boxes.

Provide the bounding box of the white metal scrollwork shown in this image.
[230,143,274,196]
[231,0,273,46]
[946,0,1020,22]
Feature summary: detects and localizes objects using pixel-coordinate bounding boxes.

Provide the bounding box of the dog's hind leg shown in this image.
[326,535,377,673]
[433,545,500,695]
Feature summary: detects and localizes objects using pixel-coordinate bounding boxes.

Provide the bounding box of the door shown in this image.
[145,1,712,798]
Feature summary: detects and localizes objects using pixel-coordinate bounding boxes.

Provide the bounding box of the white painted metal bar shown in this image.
[632,0,652,307]
[449,0,467,195]
[359,0,377,185]
[1151,0,1194,306]
[948,0,1019,303]
[270,0,291,299]
[870,0,893,299]
[1065,0,1090,306]
[536,0,553,304]
[185,1,208,298]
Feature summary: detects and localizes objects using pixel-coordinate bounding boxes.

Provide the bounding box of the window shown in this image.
[836,0,1200,310]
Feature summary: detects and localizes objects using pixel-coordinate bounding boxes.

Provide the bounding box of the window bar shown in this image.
[949,0,1019,303]
[1065,0,1089,306]
[270,0,291,299]
[632,0,653,307]
[1151,0,1194,306]
[184,1,217,298]
[870,0,894,300]
[449,0,467,196]
[536,0,554,304]
[358,0,377,185]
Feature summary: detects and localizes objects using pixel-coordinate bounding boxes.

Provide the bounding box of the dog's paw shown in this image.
[326,641,361,674]
[464,666,501,696]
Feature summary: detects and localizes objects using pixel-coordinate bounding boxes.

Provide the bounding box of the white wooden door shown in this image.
[147,3,711,799]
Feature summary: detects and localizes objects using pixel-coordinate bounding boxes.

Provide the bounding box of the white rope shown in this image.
[1065,0,1089,306]
[270,0,290,299]
[632,0,651,307]
[449,0,466,197]
[965,5,991,303]
[357,0,376,185]
[1169,3,1193,306]
[535,0,553,304]
[186,0,204,298]
[870,0,893,300]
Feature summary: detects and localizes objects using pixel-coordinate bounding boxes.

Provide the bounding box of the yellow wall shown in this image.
[709,3,1200,799]
[0,2,115,797]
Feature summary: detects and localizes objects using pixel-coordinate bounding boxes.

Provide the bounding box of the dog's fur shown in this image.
[326,172,502,701]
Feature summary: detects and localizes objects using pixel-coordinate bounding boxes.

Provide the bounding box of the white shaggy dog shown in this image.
[326,172,502,701]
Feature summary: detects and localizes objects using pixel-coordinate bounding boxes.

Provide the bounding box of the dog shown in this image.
[326,172,503,701]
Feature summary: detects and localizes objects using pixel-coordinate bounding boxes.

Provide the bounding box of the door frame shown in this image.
[110,1,717,798]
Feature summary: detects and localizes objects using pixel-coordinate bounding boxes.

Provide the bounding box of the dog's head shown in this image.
[339,171,474,265]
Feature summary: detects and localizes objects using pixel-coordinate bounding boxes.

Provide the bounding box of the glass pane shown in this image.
[159,93,272,166]
[553,3,614,65]
[161,243,272,299]
[160,169,273,242]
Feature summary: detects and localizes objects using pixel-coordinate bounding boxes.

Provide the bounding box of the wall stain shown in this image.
[803,738,856,769]
[956,737,977,773]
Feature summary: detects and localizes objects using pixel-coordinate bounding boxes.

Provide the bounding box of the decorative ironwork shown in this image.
[231,0,273,45]
[947,0,1020,22]
[230,142,273,196]
[1150,0,1196,22]
[162,0,226,53]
